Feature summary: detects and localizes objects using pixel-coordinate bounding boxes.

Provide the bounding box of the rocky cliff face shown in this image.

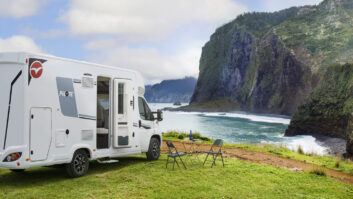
[285,63,353,154]
[145,77,197,103]
[190,0,353,116]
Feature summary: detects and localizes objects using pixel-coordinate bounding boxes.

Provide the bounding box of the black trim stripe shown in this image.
[78,114,97,121]
[3,70,22,150]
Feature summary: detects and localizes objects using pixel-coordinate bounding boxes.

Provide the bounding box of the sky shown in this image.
[0,0,322,84]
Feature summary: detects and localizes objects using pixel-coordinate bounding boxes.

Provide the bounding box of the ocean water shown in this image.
[150,103,329,155]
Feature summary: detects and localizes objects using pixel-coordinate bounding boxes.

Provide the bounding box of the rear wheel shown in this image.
[146,137,160,161]
[66,150,89,178]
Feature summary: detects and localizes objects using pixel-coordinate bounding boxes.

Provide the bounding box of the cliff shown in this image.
[190,0,353,116]
[145,77,197,103]
[285,63,353,154]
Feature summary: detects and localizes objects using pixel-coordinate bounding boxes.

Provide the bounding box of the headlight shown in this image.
[3,152,22,162]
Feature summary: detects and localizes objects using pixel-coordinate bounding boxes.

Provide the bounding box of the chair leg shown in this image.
[175,158,180,168]
[179,156,187,169]
[211,154,219,168]
[166,156,169,169]
[173,158,176,170]
[195,152,202,164]
[203,153,209,166]
[221,153,224,167]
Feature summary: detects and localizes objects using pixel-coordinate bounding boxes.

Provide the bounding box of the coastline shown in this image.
[162,105,347,155]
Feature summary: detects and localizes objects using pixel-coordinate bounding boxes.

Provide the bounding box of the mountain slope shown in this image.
[190,0,353,116]
[145,77,197,103]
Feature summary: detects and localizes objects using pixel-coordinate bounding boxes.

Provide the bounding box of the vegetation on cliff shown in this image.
[286,63,353,154]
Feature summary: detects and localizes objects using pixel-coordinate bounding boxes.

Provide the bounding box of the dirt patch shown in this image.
[162,140,353,185]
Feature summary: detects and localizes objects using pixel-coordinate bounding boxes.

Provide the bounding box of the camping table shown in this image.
[181,139,202,165]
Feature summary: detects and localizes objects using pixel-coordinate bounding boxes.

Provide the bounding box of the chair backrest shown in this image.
[213,139,223,147]
[166,141,179,154]
[209,139,223,152]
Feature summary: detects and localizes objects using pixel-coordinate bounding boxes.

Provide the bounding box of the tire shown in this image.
[146,137,160,161]
[10,169,25,173]
[66,150,89,178]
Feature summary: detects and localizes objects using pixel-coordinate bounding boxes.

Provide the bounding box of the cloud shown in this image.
[90,46,200,84]
[62,0,247,41]
[260,0,322,12]
[62,0,247,83]
[0,0,47,18]
[0,36,43,52]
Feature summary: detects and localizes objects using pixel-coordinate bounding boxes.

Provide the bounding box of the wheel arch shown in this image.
[151,134,162,147]
[70,145,92,161]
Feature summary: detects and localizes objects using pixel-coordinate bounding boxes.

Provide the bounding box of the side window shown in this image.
[138,97,154,121]
[138,97,146,120]
[118,83,124,114]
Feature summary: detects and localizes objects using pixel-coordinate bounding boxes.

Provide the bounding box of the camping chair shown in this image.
[166,141,187,170]
[203,139,224,168]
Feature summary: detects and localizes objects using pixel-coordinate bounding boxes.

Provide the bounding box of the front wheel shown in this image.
[146,137,160,161]
[66,150,89,178]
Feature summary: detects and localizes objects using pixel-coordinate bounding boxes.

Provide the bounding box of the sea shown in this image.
[150,103,335,155]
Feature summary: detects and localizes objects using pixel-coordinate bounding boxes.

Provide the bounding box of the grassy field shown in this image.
[1,154,353,199]
[163,132,353,175]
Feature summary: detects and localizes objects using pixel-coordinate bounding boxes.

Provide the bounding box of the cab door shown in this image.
[113,79,133,148]
[138,97,155,135]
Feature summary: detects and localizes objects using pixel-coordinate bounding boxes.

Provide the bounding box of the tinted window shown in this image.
[118,83,124,114]
[138,97,153,121]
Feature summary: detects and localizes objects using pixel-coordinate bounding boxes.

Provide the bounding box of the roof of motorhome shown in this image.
[0,51,143,77]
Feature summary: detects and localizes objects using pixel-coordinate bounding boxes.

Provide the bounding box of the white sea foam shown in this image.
[284,135,329,155]
[176,111,290,125]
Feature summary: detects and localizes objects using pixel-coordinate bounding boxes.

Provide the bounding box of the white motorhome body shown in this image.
[0,52,162,177]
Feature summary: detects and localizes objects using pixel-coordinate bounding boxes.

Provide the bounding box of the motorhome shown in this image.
[0,52,163,177]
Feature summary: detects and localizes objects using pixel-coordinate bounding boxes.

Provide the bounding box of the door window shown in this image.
[138,97,153,121]
[118,83,124,114]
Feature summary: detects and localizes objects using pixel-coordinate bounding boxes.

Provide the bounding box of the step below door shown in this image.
[30,107,52,161]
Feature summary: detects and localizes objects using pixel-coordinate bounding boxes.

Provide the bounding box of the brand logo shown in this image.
[59,91,74,97]
[28,58,47,85]
[30,61,43,79]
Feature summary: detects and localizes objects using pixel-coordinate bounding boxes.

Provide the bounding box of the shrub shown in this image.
[310,167,326,176]
[297,145,304,154]
[178,134,185,140]
[162,131,211,141]
[335,159,340,168]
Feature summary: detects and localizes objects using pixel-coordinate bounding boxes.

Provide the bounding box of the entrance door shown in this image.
[113,79,133,148]
[30,107,52,161]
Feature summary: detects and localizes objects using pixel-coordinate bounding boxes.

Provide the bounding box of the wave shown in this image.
[285,136,329,155]
[175,111,290,125]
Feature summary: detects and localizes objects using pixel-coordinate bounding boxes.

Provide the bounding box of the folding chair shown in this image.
[166,141,187,170]
[203,139,224,168]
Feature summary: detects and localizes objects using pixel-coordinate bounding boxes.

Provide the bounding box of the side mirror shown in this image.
[157,109,163,122]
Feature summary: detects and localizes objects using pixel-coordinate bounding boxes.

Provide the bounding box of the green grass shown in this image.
[0,155,352,199]
[162,132,353,175]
